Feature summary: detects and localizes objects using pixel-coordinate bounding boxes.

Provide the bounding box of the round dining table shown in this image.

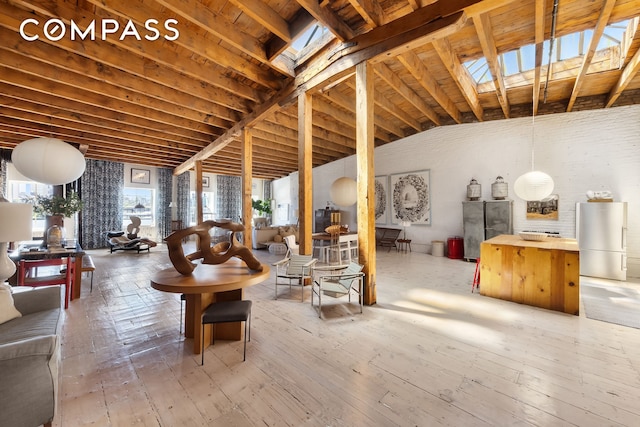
[151,258,270,354]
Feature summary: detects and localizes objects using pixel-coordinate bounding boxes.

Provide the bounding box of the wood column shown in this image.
[241,127,253,249]
[195,160,203,224]
[355,61,377,305]
[298,92,313,256]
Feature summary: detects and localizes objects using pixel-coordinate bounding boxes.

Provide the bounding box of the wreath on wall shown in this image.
[374,179,386,220]
[392,174,428,222]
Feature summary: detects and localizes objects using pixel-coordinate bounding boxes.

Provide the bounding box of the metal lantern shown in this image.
[491,176,508,199]
[466,178,481,201]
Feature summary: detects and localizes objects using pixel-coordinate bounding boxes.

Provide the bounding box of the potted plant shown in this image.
[29,191,84,218]
[251,199,272,216]
[24,192,84,246]
[252,199,272,228]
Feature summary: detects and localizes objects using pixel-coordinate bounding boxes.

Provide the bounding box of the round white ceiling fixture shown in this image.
[513,171,554,201]
[12,138,86,185]
[330,177,357,207]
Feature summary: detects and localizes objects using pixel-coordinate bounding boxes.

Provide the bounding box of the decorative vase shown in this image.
[46,225,63,249]
[44,215,64,248]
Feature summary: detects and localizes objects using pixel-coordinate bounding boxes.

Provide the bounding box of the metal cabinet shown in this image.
[462,200,512,260]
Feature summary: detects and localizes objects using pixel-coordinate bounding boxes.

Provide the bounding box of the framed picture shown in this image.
[390,170,431,225]
[131,168,150,184]
[375,175,389,225]
[526,194,559,220]
[202,176,210,188]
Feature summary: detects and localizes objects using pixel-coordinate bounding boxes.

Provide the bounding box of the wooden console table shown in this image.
[480,234,580,315]
[150,258,270,354]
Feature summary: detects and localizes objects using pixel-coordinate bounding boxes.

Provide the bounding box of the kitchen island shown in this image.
[480,234,580,315]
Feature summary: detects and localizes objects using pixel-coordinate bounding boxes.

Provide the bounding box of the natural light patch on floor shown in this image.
[383,287,526,347]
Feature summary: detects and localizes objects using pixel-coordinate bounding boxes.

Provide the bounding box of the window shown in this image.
[6,176,53,235]
[188,191,216,226]
[123,187,155,228]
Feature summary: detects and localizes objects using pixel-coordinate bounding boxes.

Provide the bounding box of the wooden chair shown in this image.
[17,257,74,309]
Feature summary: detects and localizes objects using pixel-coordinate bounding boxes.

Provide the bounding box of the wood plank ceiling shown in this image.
[1,0,640,180]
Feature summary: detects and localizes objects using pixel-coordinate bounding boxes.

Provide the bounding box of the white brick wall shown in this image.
[276,105,640,277]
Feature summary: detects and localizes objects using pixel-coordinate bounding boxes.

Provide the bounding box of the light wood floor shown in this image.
[55,244,640,426]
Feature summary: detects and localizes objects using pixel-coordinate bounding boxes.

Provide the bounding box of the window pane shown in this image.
[123,187,155,228]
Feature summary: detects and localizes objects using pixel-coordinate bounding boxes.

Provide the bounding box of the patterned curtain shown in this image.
[80,160,124,249]
[263,179,272,200]
[0,156,6,198]
[156,168,173,239]
[216,175,241,221]
[176,171,190,226]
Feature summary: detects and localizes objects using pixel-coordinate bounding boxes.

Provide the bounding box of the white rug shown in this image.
[581,283,640,329]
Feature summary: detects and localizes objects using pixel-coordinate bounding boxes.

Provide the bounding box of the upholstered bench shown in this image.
[81,255,96,292]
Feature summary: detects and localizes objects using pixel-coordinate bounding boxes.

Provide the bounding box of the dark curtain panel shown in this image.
[80,160,124,249]
[216,175,241,221]
[176,171,190,227]
[156,168,173,239]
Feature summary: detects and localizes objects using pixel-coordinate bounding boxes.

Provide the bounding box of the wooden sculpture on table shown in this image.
[164,220,263,275]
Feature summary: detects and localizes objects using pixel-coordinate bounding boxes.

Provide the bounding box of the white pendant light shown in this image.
[330,177,357,207]
[514,116,554,201]
[12,137,86,185]
[514,171,554,201]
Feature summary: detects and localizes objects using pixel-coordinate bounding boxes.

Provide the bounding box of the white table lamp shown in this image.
[0,202,33,283]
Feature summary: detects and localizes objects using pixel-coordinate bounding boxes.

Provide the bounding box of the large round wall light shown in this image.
[330,177,357,207]
[513,171,554,201]
[12,138,86,185]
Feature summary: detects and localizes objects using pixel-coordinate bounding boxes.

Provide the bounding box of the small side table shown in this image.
[397,239,412,253]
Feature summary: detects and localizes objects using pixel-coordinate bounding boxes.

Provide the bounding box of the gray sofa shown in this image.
[0,286,63,427]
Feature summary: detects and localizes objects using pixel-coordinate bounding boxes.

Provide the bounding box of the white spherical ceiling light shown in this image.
[12,138,86,185]
[513,171,554,201]
[330,177,357,207]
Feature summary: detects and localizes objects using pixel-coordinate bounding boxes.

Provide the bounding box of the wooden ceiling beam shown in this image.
[0,2,263,102]
[606,39,640,107]
[474,12,510,118]
[0,45,236,130]
[228,0,291,42]
[0,75,218,142]
[374,62,442,126]
[532,0,546,115]
[0,106,206,153]
[266,9,316,61]
[347,0,387,28]
[566,0,617,112]
[432,38,484,121]
[83,0,286,86]
[397,50,462,123]
[296,0,355,41]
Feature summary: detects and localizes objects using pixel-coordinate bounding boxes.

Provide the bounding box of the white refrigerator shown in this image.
[576,202,627,281]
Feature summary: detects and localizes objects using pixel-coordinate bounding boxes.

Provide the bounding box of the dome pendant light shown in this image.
[330,176,357,207]
[12,137,86,185]
[514,116,554,201]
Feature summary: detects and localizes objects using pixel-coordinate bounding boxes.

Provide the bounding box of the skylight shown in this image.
[464,19,632,88]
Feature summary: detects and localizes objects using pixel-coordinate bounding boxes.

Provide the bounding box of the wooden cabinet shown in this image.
[462,200,513,260]
[315,209,340,233]
[480,235,580,315]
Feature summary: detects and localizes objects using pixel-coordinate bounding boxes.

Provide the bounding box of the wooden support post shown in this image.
[242,127,253,249]
[355,61,376,305]
[298,92,313,256]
